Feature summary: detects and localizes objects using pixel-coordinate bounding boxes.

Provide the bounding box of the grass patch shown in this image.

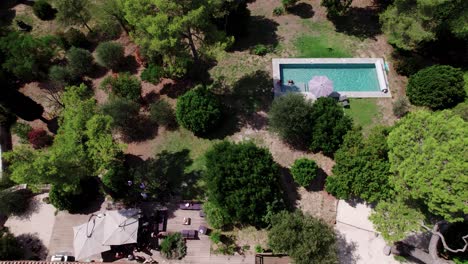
[154,128,219,172]
[294,35,352,58]
[344,99,380,131]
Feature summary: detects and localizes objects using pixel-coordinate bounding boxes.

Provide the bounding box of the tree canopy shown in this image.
[290,158,318,187]
[268,211,338,264]
[387,110,467,223]
[0,32,59,81]
[268,93,314,147]
[176,87,221,135]
[122,0,232,76]
[204,141,285,228]
[309,97,352,155]
[380,0,468,51]
[326,126,394,203]
[406,65,466,110]
[54,0,93,31]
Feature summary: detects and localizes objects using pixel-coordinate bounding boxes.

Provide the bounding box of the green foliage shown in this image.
[101,161,128,196]
[0,105,15,127]
[387,110,467,222]
[392,97,410,118]
[141,64,164,84]
[48,177,100,211]
[273,7,285,16]
[101,73,141,101]
[89,19,122,41]
[269,93,314,147]
[251,44,269,56]
[204,141,285,228]
[150,100,176,127]
[290,158,318,187]
[101,97,140,133]
[11,122,32,144]
[0,230,23,260]
[33,0,56,20]
[310,97,353,155]
[294,35,352,58]
[54,0,92,31]
[62,28,89,49]
[210,231,222,244]
[49,65,76,86]
[268,211,338,264]
[282,0,299,9]
[255,245,264,253]
[176,87,221,135]
[321,0,353,17]
[325,127,394,203]
[160,233,186,259]
[452,102,468,121]
[369,199,425,242]
[66,47,93,76]
[407,65,465,110]
[95,42,125,70]
[380,0,468,51]
[122,0,232,76]
[0,190,30,217]
[0,32,59,81]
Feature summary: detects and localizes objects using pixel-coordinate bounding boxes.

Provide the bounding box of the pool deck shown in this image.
[272,58,391,98]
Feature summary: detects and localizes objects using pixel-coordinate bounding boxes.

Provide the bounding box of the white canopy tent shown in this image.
[73,209,140,260]
[103,209,140,246]
[73,215,110,260]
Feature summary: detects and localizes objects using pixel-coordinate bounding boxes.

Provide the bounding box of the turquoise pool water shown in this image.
[280,63,380,92]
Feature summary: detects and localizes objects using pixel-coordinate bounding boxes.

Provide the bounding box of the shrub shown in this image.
[269,93,314,147]
[251,44,269,56]
[101,161,130,198]
[62,28,89,49]
[49,65,75,86]
[210,231,222,244]
[282,0,299,9]
[67,47,93,76]
[406,65,465,110]
[160,233,186,259]
[321,0,353,17]
[141,64,164,84]
[392,97,410,118]
[27,129,52,149]
[11,123,32,144]
[89,19,122,41]
[32,0,56,20]
[150,100,175,127]
[101,97,140,130]
[452,102,468,121]
[101,73,141,101]
[255,245,264,253]
[290,158,318,187]
[95,42,125,70]
[309,97,353,155]
[273,7,285,16]
[176,86,221,135]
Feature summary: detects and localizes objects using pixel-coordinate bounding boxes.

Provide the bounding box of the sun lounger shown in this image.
[181,230,197,239]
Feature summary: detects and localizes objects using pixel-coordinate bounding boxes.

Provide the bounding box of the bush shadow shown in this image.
[116,55,139,75]
[288,3,314,19]
[329,7,382,39]
[230,16,279,51]
[16,233,49,260]
[306,168,327,192]
[278,166,300,211]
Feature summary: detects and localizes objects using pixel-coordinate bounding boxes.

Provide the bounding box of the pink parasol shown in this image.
[308,76,333,98]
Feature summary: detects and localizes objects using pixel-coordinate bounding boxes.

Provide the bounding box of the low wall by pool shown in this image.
[272,58,391,98]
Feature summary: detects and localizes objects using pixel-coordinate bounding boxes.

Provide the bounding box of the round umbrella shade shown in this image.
[102,209,140,246]
[308,76,333,98]
[73,216,110,261]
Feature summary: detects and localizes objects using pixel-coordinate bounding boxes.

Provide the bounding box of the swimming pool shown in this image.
[272,58,390,98]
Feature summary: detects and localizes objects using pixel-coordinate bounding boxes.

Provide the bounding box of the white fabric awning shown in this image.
[73,215,110,260]
[103,209,140,246]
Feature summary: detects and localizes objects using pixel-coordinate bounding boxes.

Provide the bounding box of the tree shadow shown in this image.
[306,168,327,192]
[0,8,15,28]
[288,3,315,19]
[120,116,158,143]
[159,80,193,99]
[116,56,139,75]
[0,89,45,121]
[278,166,300,211]
[336,232,359,264]
[87,64,109,79]
[44,117,59,134]
[230,70,274,115]
[16,233,49,260]
[230,16,279,51]
[329,7,382,39]
[68,177,105,215]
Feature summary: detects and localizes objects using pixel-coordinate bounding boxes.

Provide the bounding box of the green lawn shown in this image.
[294,35,352,58]
[344,99,381,131]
